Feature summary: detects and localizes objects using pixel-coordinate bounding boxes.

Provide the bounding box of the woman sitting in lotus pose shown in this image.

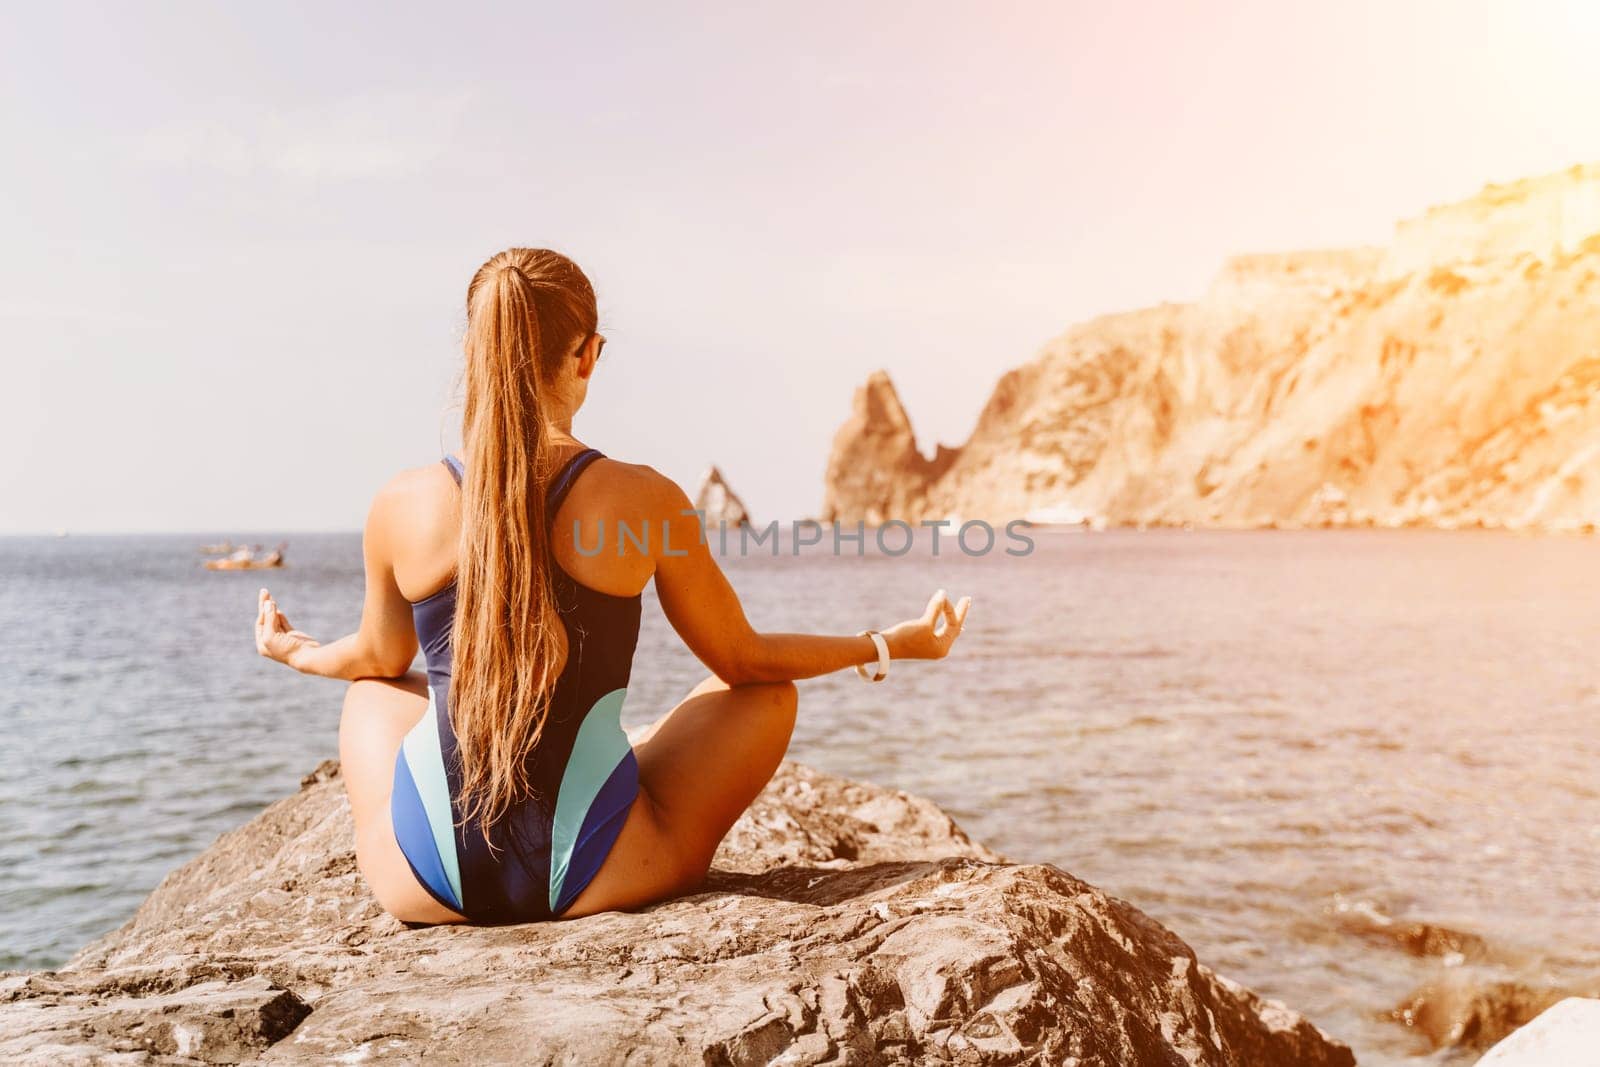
[252,248,971,924]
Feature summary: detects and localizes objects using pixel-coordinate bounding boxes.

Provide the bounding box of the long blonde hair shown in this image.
[453,248,598,834]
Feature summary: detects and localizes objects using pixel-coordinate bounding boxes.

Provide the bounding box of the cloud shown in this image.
[132,89,474,181]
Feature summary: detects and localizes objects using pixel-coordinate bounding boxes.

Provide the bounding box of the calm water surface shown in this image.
[3,530,1597,1064]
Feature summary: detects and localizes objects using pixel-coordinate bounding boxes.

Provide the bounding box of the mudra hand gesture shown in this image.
[884,589,972,660]
[254,587,320,669]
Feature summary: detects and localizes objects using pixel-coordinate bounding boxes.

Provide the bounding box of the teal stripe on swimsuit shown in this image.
[400,690,464,909]
[391,750,457,911]
[548,688,632,913]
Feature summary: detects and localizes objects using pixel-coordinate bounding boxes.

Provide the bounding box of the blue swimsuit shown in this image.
[390,449,642,921]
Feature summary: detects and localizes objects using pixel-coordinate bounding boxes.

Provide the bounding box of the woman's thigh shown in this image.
[338,672,428,828]
[561,676,798,918]
[338,673,463,924]
[633,676,798,855]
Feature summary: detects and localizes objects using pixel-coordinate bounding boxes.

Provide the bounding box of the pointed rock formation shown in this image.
[821,371,957,524]
[694,464,752,528]
[821,163,1600,531]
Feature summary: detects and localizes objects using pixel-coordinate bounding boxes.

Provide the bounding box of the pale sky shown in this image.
[3,0,1599,532]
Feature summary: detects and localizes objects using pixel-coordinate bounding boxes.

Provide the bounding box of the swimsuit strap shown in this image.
[440,448,603,517]
[545,448,605,517]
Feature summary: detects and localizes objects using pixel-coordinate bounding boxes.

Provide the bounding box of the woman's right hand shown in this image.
[883,589,972,661]
[255,587,322,672]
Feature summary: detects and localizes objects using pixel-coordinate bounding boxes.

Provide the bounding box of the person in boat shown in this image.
[251,248,971,924]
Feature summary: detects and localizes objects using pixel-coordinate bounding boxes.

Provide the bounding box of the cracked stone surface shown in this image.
[1,761,1354,1065]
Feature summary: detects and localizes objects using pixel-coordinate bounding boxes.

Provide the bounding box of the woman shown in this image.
[253,248,972,925]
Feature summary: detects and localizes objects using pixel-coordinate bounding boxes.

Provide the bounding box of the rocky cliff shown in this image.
[1,761,1352,1065]
[822,163,1600,531]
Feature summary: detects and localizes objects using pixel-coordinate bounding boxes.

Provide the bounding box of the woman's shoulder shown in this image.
[355,461,461,598]
[364,460,460,543]
[579,455,692,519]
[371,459,458,510]
[551,454,691,583]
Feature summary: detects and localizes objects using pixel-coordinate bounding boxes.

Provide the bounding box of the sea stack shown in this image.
[820,370,957,526]
[694,464,753,528]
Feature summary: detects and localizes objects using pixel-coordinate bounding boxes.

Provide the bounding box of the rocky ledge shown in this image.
[1,762,1353,1065]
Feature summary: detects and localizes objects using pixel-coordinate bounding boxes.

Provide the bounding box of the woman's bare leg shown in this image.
[560,676,798,918]
[338,672,464,924]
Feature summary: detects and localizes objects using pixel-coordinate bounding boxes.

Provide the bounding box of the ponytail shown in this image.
[452,249,597,835]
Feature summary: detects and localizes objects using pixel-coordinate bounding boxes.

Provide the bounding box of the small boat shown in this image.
[203,554,284,571]
[198,540,235,555]
[203,543,286,571]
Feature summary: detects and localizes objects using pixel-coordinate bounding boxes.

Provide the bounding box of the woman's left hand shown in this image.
[255,587,321,671]
[883,588,972,661]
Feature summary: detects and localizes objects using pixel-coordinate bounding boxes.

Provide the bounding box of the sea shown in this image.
[3,529,1597,1064]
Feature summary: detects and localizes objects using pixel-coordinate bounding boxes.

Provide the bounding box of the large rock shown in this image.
[694,464,754,529]
[822,162,1600,532]
[821,371,957,525]
[1388,969,1599,1055]
[1,762,1353,1065]
[1479,997,1600,1066]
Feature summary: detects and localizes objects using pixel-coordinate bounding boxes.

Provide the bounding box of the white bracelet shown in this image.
[855,630,890,682]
